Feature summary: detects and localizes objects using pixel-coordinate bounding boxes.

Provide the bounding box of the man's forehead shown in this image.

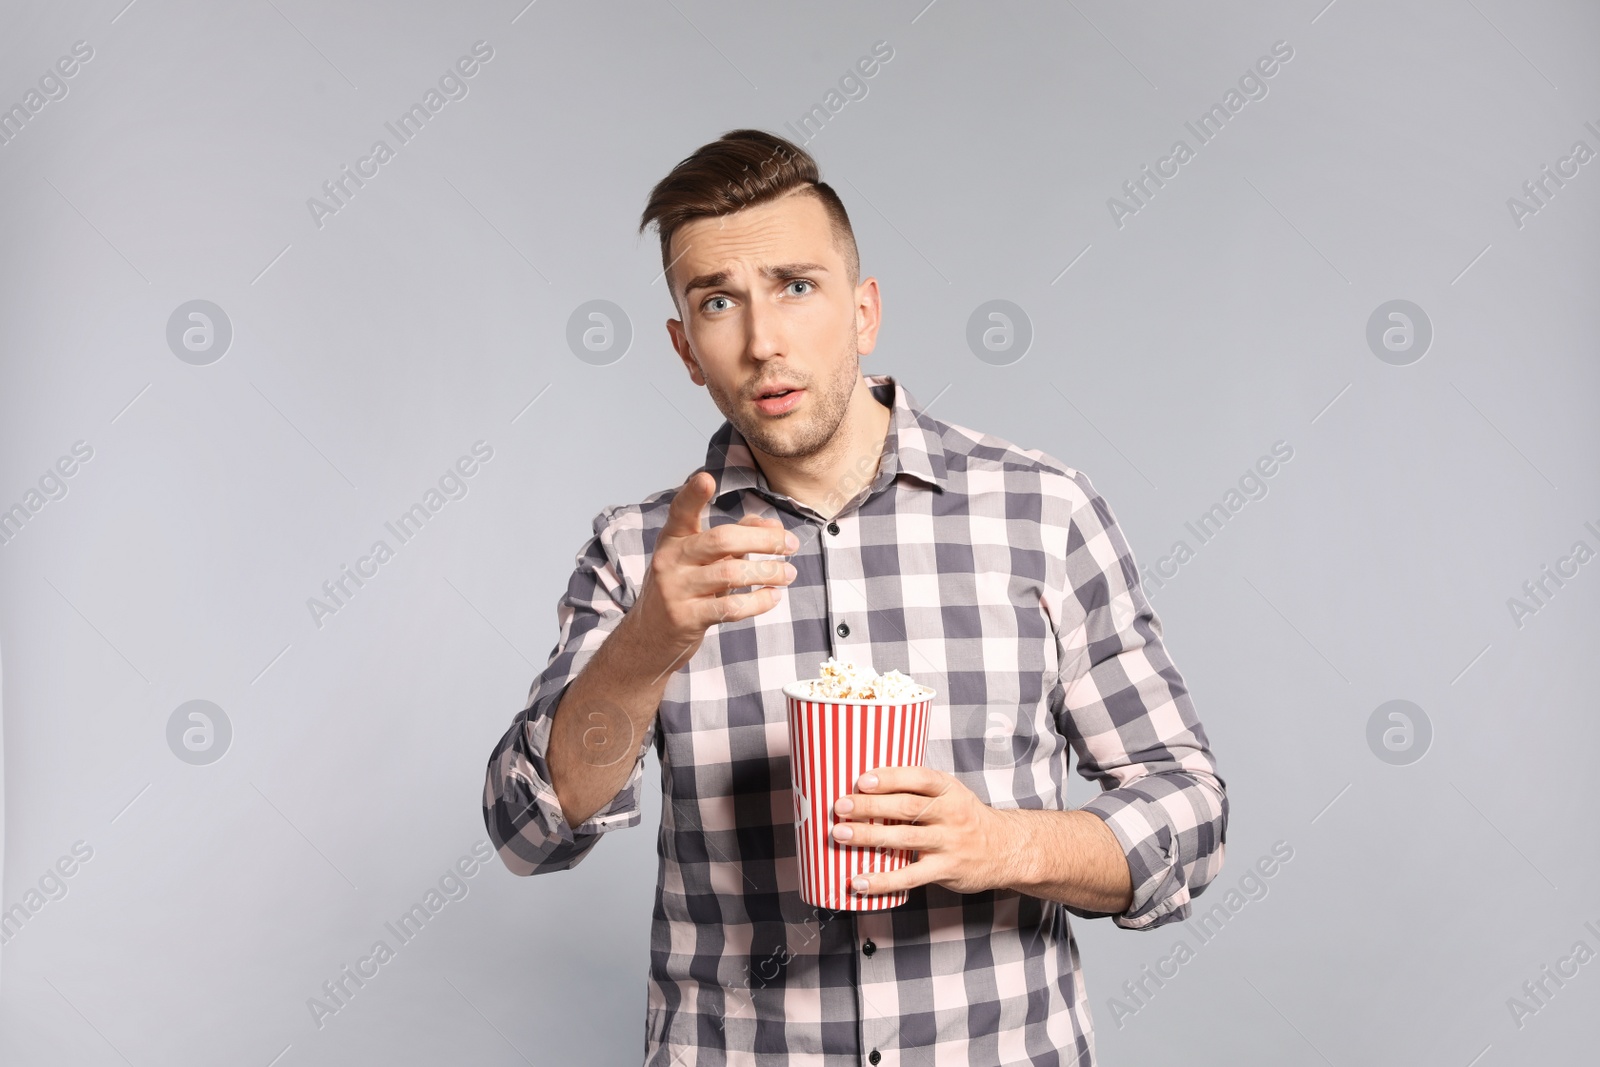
[670,194,836,285]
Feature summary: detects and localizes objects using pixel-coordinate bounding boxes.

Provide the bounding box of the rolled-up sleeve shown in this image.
[1049,474,1228,930]
[482,506,656,876]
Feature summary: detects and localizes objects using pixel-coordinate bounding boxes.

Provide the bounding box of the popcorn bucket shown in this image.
[782,681,934,911]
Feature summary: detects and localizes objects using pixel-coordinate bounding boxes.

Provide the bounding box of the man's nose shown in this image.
[745,299,784,361]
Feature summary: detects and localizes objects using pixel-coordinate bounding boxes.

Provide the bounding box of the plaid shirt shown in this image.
[484,375,1228,1066]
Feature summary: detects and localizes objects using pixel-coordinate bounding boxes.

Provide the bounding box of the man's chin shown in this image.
[738,420,824,460]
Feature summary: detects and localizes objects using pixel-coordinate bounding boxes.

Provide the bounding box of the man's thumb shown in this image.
[662,471,715,538]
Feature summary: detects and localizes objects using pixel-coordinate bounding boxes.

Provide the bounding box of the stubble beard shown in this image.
[704,323,861,461]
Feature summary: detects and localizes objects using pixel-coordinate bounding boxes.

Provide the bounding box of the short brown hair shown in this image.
[638,129,860,305]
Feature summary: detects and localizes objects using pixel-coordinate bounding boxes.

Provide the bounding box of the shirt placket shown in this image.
[821,511,867,657]
[855,911,898,1066]
[817,508,899,1066]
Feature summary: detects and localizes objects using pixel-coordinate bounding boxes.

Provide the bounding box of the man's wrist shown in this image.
[611,600,692,680]
[991,808,1136,914]
[997,808,1041,893]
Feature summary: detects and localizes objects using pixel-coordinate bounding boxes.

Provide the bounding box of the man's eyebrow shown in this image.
[682,262,831,296]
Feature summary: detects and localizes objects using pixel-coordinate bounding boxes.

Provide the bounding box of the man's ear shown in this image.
[665,317,706,386]
[854,275,883,357]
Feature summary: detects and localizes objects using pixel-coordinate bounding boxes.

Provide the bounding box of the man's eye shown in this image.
[787,280,813,296]
[704,296,731,312]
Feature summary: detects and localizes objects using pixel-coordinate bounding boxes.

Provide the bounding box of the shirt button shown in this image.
[827,521,840,535]
[862,939,876,957]
[869,1051,881,1065]
[836,622,850,638]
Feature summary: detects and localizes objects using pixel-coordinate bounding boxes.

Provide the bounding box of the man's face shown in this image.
[665,189,880,460]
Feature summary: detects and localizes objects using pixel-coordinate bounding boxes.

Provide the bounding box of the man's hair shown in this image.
[638,129,860,306]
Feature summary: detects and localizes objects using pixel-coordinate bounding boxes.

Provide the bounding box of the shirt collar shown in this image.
[701,374,947,509]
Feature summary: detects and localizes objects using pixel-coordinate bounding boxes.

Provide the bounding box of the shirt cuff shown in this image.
[1072,790,1190,930]
[520,691,648,847]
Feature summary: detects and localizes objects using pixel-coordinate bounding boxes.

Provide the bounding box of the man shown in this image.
[484,129,1227,1066]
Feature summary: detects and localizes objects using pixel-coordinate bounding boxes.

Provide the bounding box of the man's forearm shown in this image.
[546,611,682,827]
[999,809,1134,915]
[544,503,796,828]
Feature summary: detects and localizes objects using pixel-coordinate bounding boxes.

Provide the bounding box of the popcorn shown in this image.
[798,657,929,701]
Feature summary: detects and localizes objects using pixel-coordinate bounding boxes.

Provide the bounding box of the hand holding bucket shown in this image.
[783,680,933,911]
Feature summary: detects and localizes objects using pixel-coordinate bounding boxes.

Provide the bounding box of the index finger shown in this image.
[660,471,715,540]
[854,765,949,797]
[678,519,799,566]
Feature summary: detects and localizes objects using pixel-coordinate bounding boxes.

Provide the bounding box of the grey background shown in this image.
[1,0,1596,1063]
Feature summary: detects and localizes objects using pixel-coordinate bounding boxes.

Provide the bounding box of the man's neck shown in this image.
[751,377,893,521]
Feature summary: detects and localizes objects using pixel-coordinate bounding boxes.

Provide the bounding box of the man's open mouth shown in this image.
[752,386,805,414]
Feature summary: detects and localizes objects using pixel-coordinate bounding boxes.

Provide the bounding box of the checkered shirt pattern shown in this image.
[483,375,1228,1066]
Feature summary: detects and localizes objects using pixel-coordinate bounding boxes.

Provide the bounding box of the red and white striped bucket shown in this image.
[782,681,934,911]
